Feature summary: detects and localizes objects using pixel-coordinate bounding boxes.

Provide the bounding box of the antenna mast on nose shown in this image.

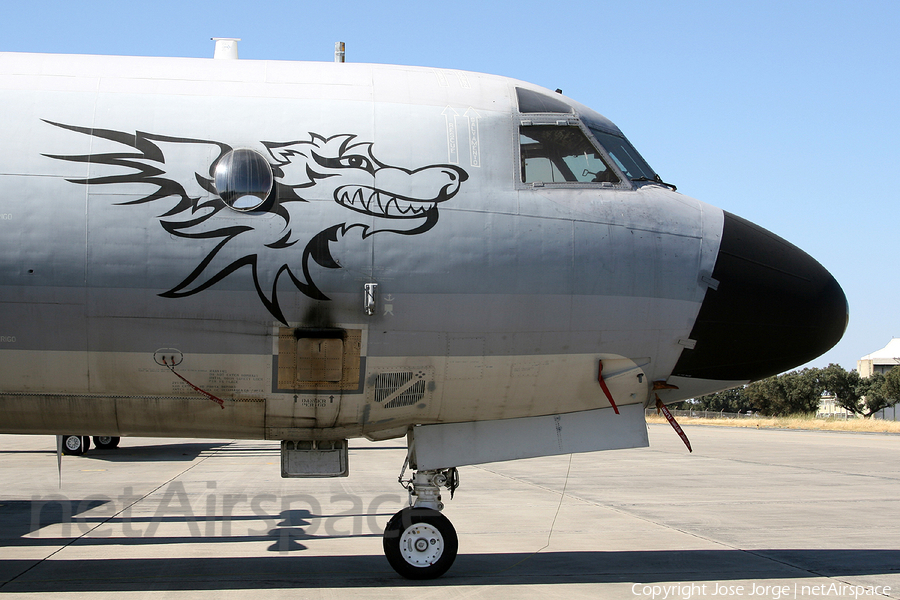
[212,38,240,60]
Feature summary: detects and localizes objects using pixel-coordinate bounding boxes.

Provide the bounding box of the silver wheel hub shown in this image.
[399,523,444,566]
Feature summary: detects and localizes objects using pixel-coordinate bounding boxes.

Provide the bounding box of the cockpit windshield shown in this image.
[520,125,619,184]
[587,128,656,181]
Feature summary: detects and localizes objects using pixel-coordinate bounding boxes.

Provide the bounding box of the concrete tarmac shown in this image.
[1,424,898,599]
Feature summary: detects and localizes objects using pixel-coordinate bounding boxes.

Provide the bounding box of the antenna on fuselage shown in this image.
[212,38,240,59]
[335,41,346,63]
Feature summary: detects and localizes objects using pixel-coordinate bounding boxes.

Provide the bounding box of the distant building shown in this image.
[817,394,853,419]
[858,338,900,421]
[857,338,900,377]
[876,405,899,421]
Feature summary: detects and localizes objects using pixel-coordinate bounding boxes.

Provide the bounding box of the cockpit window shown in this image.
[516,87,574,114]
[588,128,656,181]
[520,125,619,184]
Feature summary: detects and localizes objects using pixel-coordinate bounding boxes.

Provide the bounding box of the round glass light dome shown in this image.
[214,148,274,211]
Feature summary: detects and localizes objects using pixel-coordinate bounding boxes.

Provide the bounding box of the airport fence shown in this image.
[644,409,760,420]
[646,408,898,421]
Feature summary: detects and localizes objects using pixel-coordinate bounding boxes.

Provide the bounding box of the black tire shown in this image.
[61,435,84,456]
[93,436,120,449]
[383,507,458,579]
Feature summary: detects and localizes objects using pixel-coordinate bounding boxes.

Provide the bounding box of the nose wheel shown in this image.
[383,507,458,579]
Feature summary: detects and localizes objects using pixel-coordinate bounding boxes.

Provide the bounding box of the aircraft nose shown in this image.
[672,211,848,382]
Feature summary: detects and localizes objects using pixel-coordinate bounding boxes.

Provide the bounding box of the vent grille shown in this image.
[374,371,427,408]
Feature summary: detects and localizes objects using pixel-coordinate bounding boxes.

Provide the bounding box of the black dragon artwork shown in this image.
[43,121,468,324]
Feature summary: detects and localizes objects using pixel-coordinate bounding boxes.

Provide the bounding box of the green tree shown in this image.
[684,365,900,418]
[820,363,900,417]
[882,366,900,402]
[693,386,750,412]
[819,363,865,416]
[744,368,823,416]
[859,372,888,416]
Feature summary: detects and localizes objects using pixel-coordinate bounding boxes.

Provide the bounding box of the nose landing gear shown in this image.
[383,467,460,579]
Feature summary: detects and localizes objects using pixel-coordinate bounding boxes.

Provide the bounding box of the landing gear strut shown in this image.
[383,468,460,579]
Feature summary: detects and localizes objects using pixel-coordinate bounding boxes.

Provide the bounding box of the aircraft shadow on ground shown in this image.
[5,441,236,461]
[0,549,898,591]
[70,442,235,462]
[1,502,389,544]
[7,443,405,459]
[2,500,898,590]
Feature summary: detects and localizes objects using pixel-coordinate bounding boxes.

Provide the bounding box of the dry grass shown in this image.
[645,413,900,434]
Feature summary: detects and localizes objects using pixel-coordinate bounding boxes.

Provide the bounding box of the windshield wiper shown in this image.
[631,175,676,191]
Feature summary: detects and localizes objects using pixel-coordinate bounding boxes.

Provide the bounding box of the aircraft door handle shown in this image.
[364,283,378,316]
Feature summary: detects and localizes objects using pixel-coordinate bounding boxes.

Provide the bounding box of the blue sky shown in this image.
[3,0,897,372]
